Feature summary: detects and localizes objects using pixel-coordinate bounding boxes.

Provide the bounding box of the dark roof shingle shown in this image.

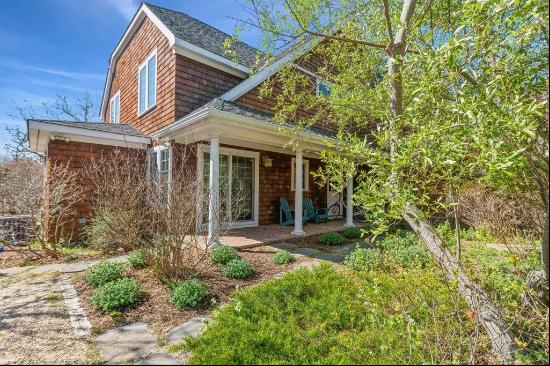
[28,119,148,137]
[195,99,336,138]
[144,3,259,68]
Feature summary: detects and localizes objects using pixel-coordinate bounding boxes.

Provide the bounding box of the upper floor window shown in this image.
[316,78,332,97]
[109,91,120,124]
[138,51,157,116]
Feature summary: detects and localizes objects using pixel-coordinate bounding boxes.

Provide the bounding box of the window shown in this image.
[138,51,157,115]
[290,158,309,191]
[316,77,332,96]
[109,91,120,124]
[147,145,171,189]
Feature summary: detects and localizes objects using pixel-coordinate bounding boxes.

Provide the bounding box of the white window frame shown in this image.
[147,144,172,190]
[290,157,310,192]
[196,144,260,230]
[109,91,120,124]
[137,49,157,117]
[316,77,332,96]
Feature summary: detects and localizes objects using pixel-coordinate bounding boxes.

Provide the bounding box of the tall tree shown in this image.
[240,0,548,361]
[3,92,98,160]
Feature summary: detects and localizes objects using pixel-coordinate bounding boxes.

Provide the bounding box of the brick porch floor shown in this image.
[219,219,366,248]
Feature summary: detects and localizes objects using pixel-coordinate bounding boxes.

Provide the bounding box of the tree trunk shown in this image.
[385,0,518,362]
[542,202,549,283]
[402,205,518,362]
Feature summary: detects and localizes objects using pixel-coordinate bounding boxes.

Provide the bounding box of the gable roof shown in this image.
[100,2,260,120]
[144,3,259,69]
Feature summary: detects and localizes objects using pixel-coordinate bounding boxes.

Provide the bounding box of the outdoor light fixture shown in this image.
[263,156,273,167]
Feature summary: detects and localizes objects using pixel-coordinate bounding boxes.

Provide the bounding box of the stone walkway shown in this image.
[268,241,373,264]
[0,255,128,277]
[0,245,346,365]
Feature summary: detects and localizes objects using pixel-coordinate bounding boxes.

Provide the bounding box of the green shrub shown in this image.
[91,278,141,311]
[345,247,385,271]
[377,232,430,268]
[171,279,209,309]
[210,245,239,264]
[318,232,345,246]
[222,259,254,279]
[341,227,362,239]
[273,250,295,265]
[182,264,472,364]
[85,261,125,287]
[127,250,147,269]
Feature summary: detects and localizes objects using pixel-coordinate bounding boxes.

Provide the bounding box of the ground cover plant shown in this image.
[181,264,474,364]
[85,261,126,287]
[90,277,141,312]
[171,279,210,309]
[318,231,345,246]
[273,250,295,265]
[223,258,254,279]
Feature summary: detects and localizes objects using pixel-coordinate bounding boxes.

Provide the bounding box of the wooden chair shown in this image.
[279,197,308,226]
[303,197,329,224]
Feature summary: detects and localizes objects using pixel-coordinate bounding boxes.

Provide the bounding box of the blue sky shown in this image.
[0,0,261,156]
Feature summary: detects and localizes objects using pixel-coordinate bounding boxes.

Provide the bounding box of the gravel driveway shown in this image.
[0,272,100,364]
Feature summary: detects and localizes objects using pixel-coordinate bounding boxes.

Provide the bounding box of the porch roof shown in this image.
[151,98,337,154]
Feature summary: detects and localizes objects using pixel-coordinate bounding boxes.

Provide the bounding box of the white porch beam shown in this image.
[345,177,355,227]
[292,149,305,235]
[207,135,220,246]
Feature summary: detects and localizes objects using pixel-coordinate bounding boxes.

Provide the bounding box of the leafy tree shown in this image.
[239,0,548,361]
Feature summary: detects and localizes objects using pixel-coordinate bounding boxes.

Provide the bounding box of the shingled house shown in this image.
[27,2,357,243]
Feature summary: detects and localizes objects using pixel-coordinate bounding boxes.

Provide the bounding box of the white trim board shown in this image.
[27,120,151,153]
[220,36,321,102]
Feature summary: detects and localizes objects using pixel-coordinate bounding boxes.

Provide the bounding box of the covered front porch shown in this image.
[218,219,366,248]
[152,99,358,245]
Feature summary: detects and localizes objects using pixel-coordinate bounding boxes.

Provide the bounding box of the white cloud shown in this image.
[0,56,104,81]
[102,0,140,20]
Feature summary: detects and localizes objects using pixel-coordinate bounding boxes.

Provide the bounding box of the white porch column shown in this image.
[292,149,305,235]
[207,135,220,246]
[345,177,355,227]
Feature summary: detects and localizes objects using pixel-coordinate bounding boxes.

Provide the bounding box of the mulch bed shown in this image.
[74,246,307,335]
[0,245,109,269]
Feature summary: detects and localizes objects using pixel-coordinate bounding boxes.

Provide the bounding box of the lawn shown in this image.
[174,228,548,365]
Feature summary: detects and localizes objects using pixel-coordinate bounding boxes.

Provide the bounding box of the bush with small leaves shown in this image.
[273,250,295,265]
[341,227,362,240]
[377,232,430,268]
[171,279,210,309]
[211,245,239,264]
[345,247,385,271]
[318,232,345,246]
[91,277,141,311]
[128,250,147,269]
[85,261,125,287]
[222,259,254,279]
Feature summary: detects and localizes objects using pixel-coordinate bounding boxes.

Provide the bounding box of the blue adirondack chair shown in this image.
[279,197,308,226]
[303,197,329,224]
